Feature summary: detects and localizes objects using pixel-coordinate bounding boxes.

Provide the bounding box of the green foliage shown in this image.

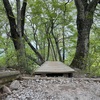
[0,0,100,76]
[0,57,6,67]
[86,24,100,76]
[25,59,38,74]
[0,50,17,68]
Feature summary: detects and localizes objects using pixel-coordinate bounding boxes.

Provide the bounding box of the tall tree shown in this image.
[16,0,27,71]
[3,0,45,67]
[70,0,100,69]
[2,0,27,71]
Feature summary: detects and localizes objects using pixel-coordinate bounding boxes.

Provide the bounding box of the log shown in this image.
[0,71,20,85]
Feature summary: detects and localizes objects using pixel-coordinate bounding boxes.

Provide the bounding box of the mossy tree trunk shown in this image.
[70,0,99,69]
[3,0,27,71]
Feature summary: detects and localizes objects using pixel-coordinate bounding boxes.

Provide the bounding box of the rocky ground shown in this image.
[1,77,100,100]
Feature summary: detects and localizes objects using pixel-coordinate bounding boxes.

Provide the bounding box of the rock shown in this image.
[10,80,22,90]
[3,85,11,94]
[2,78,100,100]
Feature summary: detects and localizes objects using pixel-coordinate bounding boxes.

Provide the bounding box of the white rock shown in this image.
[3,78,100,100]
[10,80,22,90]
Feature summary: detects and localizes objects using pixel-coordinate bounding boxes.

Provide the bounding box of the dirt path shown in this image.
[2,77,100,100]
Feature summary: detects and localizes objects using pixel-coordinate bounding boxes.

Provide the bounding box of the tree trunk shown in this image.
[16,0,27,71]
[3,0,27,72]
[50,19,62,61]
[70,20,92,69]
[70,0,99,69]
[62,3,67,63]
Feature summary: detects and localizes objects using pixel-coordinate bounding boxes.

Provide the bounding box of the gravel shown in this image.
[2,77,100,100]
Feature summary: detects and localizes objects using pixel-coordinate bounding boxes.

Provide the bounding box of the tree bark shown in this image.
[16,0,27,71]
[3,0,27,71]
[3,0,19,50]
[70,0,99,69]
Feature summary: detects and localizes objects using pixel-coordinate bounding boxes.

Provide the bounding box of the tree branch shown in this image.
[74,0,85,19]
[2,0,20,50]
[26,54,43,65]
[87,0,99,12]
[3,0,17,36]
[23,34,44,62]
[21,0,27,36]
[74,0,84,12]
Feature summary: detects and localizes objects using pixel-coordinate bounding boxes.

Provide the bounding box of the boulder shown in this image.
[10,80,22,90]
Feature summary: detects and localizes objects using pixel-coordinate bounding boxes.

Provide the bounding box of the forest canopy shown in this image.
[0,0,100,76]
